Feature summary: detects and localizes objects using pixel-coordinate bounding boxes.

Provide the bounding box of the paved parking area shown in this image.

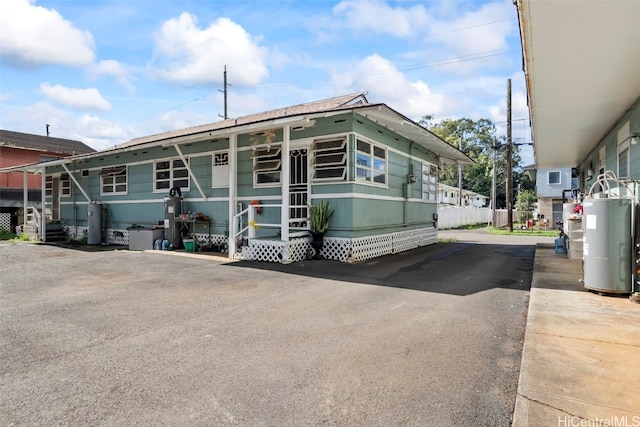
[0,233,547,426]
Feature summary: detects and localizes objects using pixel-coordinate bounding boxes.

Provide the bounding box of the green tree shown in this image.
[515,189,537,223]
[419,116,523,208]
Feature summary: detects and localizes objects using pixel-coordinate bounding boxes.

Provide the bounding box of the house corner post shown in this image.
[280,125,290,242]
[228,133,238,258]
[40,168,46,242]
[23,170,28,227]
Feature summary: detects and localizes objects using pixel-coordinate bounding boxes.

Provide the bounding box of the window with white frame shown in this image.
[548,171,561,185]
[45,176,52,197]
[356,139,386,184]
[422,163,438,201]
[100,166,127,195]
[154,158,190,191]
[212,151,229,187]
[312,137,347,181]
[252,145,281,185]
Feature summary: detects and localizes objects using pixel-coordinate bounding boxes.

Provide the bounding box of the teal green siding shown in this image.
[50,112,441,241]
[579,96,640,192]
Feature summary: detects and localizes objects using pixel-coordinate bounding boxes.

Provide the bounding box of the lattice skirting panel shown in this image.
[64,226,88,241]
[241,227,436,264]
[0,213,11,232]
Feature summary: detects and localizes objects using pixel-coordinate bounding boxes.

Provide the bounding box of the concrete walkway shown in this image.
[513,243,640,426]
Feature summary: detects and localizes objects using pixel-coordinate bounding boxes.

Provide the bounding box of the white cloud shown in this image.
[2,101,129,150]
[40,83,111,111]
[151,13,269,86]
[332,54,446,119]
[427,2,514,60]
[87,60,136,92]
[74,115,129,150]
[332,0,430,37]
[0,0,95,68]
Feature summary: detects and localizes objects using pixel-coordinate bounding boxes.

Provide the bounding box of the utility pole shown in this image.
[46,124,50,137]
[219,65,230,120]
[506,79,513,232]
[492,137,497,227]
[458,131,464,207]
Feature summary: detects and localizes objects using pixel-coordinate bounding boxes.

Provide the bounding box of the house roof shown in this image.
[438,183,489,198]
[0,129,95,156]
[1,93,472,173]
[115,93,370,149]
[516,0,640,168]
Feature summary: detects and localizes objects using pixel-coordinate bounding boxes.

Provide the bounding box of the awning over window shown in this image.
[99,166,126,176]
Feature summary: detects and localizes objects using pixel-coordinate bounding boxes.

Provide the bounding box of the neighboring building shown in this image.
[522,165,578,224]
[516,0,639,295]
[0,130,95,232]
[2,94,471,262]
[437,183,488,208]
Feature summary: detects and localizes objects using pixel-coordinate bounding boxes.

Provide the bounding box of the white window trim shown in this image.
[618,140,630,179]
[100,166,128,196]
[548,170,561,185]
[153,157,190,193]
[355,136,388,187]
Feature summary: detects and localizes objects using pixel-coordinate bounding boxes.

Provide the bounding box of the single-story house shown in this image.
[437,183,488,208]
[2,93,471,262]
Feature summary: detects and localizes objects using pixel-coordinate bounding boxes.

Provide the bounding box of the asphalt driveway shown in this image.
[0,231,551,426]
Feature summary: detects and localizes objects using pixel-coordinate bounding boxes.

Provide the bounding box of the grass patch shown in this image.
[0,230,33,241]
[487,227,557,237]
[437,237,458,243]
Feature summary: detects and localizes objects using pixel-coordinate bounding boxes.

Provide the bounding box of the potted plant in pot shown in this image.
[308,200,334,260]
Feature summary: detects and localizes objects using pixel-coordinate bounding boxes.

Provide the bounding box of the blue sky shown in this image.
[0,0,533,164]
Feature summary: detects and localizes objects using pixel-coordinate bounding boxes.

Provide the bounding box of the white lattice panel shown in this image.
[66,226,88,241]
[107,228,128,245]
[245,240,285,263]
[392,230,420,253]
[350,233,393,262]
[0,213,11,231]
[286,237,311,263]
[320,237,351,262]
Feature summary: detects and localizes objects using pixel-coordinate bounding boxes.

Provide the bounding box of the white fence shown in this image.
[437,207,510,229]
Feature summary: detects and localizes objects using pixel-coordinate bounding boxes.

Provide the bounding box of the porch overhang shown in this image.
[516,0,640,169]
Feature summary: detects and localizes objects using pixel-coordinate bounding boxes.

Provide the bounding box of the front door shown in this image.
[289,148,309,236]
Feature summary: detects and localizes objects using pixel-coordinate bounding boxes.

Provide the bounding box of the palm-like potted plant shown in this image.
[308,200,335,259]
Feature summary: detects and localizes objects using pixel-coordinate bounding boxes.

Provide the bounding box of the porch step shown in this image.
[45,222,67,242]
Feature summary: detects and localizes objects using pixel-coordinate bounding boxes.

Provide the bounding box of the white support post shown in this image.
[23,171,28,227]
[281,125,290,243]
[228,133,237,258]
[61,163,90,202]
[41,169,46,242]
[248,206,255,239]
[174,145,206,200]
